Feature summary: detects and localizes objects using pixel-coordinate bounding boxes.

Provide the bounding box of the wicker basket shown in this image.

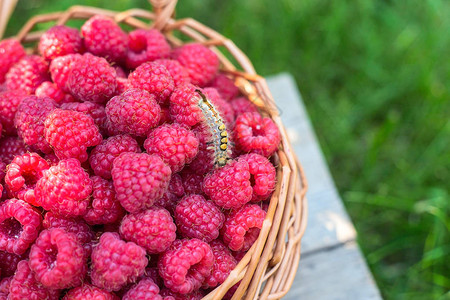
[0,0,308,299]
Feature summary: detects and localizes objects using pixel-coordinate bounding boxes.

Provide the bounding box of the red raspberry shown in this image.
[154,59,190,86]
[232,249,246,262]
[128,62,174,104]
[0,161,5,181]
[35,158,93,217]
[203,240,237,288]
[123,278,163,300]
[114,65,127,78]
[84,176,125,225]
[0,199,42,255]
[89,134,141,180]
[111,152,171,213]
[9,260,60,300]
[0,276,12,297]
[63,284,119,300]
[230,96,259,119]
[0,39,26,84]
[203,87,234,125]
[29,228,87,289]
[91,232,148,292]
[105,89,161,137]
[5,152,50,206]
[172,43,219,87]
[0,137,27,164]
[234,112,281,157]
[67,53,117,104]
[155,173,184,213]
[50,53,82,92]
[187,124,216,175]
[126,29,171,69]
[175,195,224,242]
[160,288,204,300]
[116,77,128,95]
[203,159,252,209]
[61,101,107,133]
[44,109,102,162]
[35,81,67,104]
[5,55,49,94]
[238,153,276,202]
[0,251,22,277]
[0,90,26,135]
[120,207,176,254]
[81,15,128,63]
[180,170,204,195]
[38,25,83,60]
[169,83,204,127]
[209,74,239,101]
[144,123,199,173]
[221,204,266,251]
[159,105,172,125]
[15,95,58,154]
[159,238,214,294]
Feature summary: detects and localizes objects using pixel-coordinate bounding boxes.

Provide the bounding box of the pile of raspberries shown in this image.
[0,15,281,300]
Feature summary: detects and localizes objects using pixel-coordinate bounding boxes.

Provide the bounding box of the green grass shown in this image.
[4,0,450,299]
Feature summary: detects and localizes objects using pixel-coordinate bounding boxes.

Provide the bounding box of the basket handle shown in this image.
[0,0,18,39]
[149,0,177,30]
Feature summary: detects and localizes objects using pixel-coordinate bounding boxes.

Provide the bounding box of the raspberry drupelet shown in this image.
[38,25,83,60]
[111,152,171,213]
[238,153,276,202]
[5,152,50,206]
[126,29,171,69]
[0,90,27,135]
[0,38,26,84]
[44,108,103,162]
[0,199,42,255]
[63,284,119,300]
[119,206,176,254]
[158,238,214,294]
[90,232,148,292]
[29,228,87,289]
[35,158,93,217]
[5,55,49,94]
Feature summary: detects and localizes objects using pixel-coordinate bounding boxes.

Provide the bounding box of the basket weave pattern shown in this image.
[0,1,308,299]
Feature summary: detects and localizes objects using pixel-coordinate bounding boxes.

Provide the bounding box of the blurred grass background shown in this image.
[4,0,450,299]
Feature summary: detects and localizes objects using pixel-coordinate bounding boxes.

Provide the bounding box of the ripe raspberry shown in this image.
[180,170,204,195]
[221,204,266,251]
[172,43,219,87]
[63,284,119,300]
[84,176,125,225]
[116,77,128,95]
[123,278,163,300]
[0,161,5,181]
[89,135,141,180]
[9,260,60,300]
[0,39,26,84]
[38,25,83,60]
[111,152,171,213]
[203,159,252,209]
[0,137,27,164]
[5,152,50,206]
[158,105,172,125]
[61,101,107,133]
[0,251,22,277]
[158,238,214,294]
[105,89,161,136]
[29,228,87,289]
[203,240,237,288]
[238,153,276,202]
[14,95,58,154]
[81,15,128,63]
[209,74,239,101]
[234,112,281,157]
[35,158,93,217]
[44,109,102,162]
[35,81,67,104]
[120,207,176,254]
[169,83,204,127]
[114,65,127,78]
[160,288,203,300]
[127,62,174,104]
[5,55,49,94]
[126,29,171,69]
[203,87,235,125]
[50,53,82,92]
[0,199,42,255]
[154,59,190,87]
[0,276,12,297]
[155,173,184,213]
[175,194,224,242]
[91,232,148,292]
[187,124,216,175]
[144,124,199,172]
[230,96,259,119]
[67,53,117,104]
[0,90,26,135]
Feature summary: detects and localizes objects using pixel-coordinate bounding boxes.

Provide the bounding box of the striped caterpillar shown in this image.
[195,89,231,167]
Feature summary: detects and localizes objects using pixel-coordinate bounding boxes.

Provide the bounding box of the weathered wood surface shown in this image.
[266,73,382,299]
